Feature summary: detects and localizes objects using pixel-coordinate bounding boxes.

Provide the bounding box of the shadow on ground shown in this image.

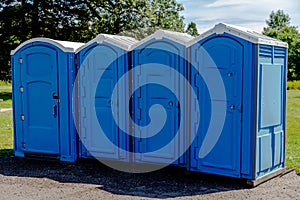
[0,91,12,100]
[0,149,13,157]
[0,157,246,198]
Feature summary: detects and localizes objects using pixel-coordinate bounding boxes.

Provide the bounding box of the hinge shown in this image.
[195,73,200,88]
[138,108,142,120]
[137,138,142,154]
[57,99,61,103]
[74,58,79,71]
[19,86,24,93]
[21,114,25,121]
[240,104,243,122]
[138,98,143,109]
[194,147,199,160]
[19,58,23,64]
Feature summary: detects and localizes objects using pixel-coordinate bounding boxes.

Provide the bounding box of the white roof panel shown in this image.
[11,38,85,55]
[187,23,288,48]
[130,29,194,50]
[76,34,139,53]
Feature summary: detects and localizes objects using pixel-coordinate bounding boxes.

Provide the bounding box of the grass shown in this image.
[0,90,12,109]
[0,83,299,174]
[287,80,300,90]
[0,86,13,157]
[0,111,13,157]
[286,90,300,174]
[0,80,11,86]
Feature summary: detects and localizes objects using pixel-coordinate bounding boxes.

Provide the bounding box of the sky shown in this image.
[177,0,300,33]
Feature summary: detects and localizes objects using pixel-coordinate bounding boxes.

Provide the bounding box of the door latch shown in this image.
[53,105,57,118]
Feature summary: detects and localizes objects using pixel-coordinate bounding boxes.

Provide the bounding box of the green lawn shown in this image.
[286,90,300,174]
[0,80,11,86]
[0,86,299,174]
[0,88,13,157]
[0,89,12,109]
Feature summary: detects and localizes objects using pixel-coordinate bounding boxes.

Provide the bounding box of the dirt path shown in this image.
[0,86,12,90]
[0,108,12,112]
[0,157,299,199]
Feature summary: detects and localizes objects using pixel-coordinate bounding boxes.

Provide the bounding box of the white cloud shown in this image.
[205,0,253,8]
[178,0,300,33]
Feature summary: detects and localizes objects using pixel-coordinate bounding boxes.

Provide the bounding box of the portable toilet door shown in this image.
[131,30,193,166]
[11,38,84,162]
[75,34,138,161]
[187,23,287,183]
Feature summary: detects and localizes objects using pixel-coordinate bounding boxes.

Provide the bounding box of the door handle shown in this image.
[53,105,57,118]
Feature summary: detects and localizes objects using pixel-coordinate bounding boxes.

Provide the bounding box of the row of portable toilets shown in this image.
[11,23,288,185]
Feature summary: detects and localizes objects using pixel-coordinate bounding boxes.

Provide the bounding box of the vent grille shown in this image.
[274,47,286,58]
[259,45,273,57]
[24,152,59,161]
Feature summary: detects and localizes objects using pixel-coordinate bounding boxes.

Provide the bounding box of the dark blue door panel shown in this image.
[190,37,243,177]
[20,46,59,154]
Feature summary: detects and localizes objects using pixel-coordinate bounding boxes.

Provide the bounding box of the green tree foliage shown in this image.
[0,0,185,81]
[148,0,185,32]
[0,0,92,80]
[185,22,199,37]
[263,10,300,80]
[266,10,291,30]
[84,0,149,34]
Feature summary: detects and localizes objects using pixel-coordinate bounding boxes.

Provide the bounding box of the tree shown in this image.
[0,0,186,81]
[86,0,185,35]
[185,22,199,37]
[148,0,185,32]
[266,10,291,30]
[263,10,300,80]
[0,0,94,80]
[0,1,23,81]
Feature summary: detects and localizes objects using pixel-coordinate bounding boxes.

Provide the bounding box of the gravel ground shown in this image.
[0,157,299,200]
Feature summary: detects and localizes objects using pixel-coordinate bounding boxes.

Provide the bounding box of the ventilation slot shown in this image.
[259,45,273,57]
[274,47,286,58]
[24,152,59,161]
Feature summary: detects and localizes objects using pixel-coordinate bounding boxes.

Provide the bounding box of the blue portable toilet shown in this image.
[187,23,288,185]
[76,34,138,161]
[11,38,84,162]
[131,30,193,166]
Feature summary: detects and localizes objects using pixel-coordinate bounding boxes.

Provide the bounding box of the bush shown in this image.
[287,81,300,90]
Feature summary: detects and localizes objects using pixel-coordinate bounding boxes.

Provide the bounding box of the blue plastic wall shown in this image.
[188,34,287,180]
[131,38,187,166]
[11,32,286,181]
[76,42,129,161]
[12,42,77,162]
[255,44,287,179]
[189,34,253,178]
